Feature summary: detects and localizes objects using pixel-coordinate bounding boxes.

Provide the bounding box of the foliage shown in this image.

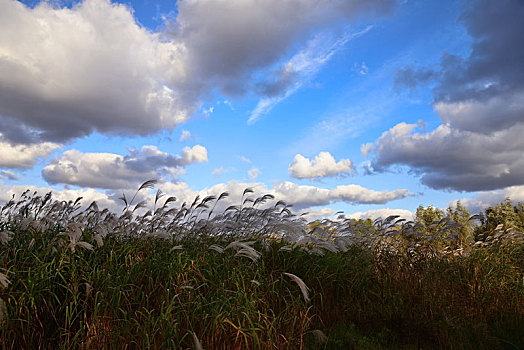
[475,198,524,240]
[446,201,475,246]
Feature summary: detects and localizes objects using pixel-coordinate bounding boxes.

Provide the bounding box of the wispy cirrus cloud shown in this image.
[239,156,252,164]
[212,167,236,177]
[248,26,374,124]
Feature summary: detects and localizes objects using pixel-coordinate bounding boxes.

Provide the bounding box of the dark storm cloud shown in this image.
[395,0,524,105]
[367,0,524,192]
[393,66,436,91]
[434,0,524,104]
[364,122,524,192]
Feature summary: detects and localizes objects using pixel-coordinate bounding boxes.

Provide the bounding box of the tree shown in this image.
[415,205,444,233]
[446,201,474,246]
[415,204,474,249]
[476,198,524,241]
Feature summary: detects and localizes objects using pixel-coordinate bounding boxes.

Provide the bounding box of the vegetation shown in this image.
[0,182,523,349]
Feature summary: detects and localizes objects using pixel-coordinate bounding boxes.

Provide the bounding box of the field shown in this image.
[1,183,523,349]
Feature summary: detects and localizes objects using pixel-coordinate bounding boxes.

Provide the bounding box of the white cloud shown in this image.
[239,156,252,164]
[0,184,119,212]
[296,207,338,221]
[180,145,208,165]
[273,181,412,209]
[222,100,235,111]
[353,61,369,75]
[0,178,413,222]
[212,167,236,177]
[212,167,225,176]
[42,145,208,189]
[156,179,411,213]
[202,106,214,118]
[0,170,19,180]
[345,208,413,221]
[0,0,394,144]
[451,185,524,215]
[360,143,374,158]
[0,137,59,169]
[248,167,261,181]
[0,0,189,144]
[289,152,354,179]
[179,130,193,142]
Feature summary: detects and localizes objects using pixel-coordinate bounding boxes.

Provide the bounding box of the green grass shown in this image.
[0,187,523,349]
[1,233,523,349]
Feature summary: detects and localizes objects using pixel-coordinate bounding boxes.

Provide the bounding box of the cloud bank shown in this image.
[0,178,412,218]
[157,179,413,211]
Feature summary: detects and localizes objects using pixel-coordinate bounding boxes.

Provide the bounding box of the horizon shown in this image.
[1,0,523,221]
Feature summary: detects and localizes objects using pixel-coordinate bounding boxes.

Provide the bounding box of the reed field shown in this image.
[1,181,523,349]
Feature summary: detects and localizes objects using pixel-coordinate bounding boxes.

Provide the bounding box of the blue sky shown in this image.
[1,0,523,220]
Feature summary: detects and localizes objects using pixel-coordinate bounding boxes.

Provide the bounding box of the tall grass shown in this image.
[0,182,523,349]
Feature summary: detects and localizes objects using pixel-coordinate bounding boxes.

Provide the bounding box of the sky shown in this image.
[1,0,523,221]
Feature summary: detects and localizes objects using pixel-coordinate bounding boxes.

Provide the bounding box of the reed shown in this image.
[0,181,522,349]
